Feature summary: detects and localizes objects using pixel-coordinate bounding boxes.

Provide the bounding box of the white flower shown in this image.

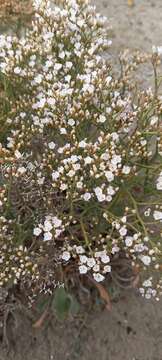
[144,208,151,217]
[52,216,62,228]
[43,32,53,41]
[33,227,42,236]
[79,255,87,264]
[94,188,102,197]
[59,51,65,59]
[94,187,105,202]
[103,265,111,273]
[62,251,71,261]
[0,62,7,72]
[84,156,93,165]
[68,118,75,126]
[71,155,78,163]
[67,169,75,177]
[82,83,94,94]
[107,186,115,196]
[156,181,162,191]
[111,245,120,254]
[93,273,105,282]
[97,193,106,202]
[140,140,147,147]
[38,98,46,108]
[47,97,56,106]
[73,163,80,171]
[54,63,62,71]
[66,61,73,69]
[65,74,71,82]
[60,128,67,134]
[125,236,133,247]
[153,210,162,221]
[34,74,43,84]
[33,0,42,9]
[121,216,127,223]
[134,244,145,253]
[150,116,158,126]
[101,254,110,264]
[83,192,92,201]
[60,183,68,191]
[111,154,121,165]
[119,226,127,237]
[106,76,112,85]
[37,177,45,185]
[97,114,106,123]
[141,255,151,266]
[44,232,52,241]
[17,166,26,174]
[44,220,53,232]
[14,150,22,159]
[55,229,62,238]
[20,112,26,119]
[14,67,21,74]
[48,142,56,149]
[101,153,109,161]
[105,171,114,182]
[106,107,112,114]
[45,60,53,68]
[76,246,85,254]
[93,264,100,272]
[52,171,60,181]
[106,195,112,202]
[122,166,131,175]
[87,257,96,268]
[79,140,87,148]
[142,278,152,287]
[79,265,88,274]
[156,173,162,190]
[77,19,84,27]
[76,181,83,189]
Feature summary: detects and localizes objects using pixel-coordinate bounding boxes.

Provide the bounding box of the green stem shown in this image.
[80,219,92,253]
[126,190,148,237]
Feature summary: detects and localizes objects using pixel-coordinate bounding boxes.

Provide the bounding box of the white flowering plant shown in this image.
[0,0,162,308]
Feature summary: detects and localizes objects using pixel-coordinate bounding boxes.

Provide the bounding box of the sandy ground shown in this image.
[1,291,162,360]
[94,0,162,52]
[0,1,162,359]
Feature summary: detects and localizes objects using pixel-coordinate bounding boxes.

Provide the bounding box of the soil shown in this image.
[0,1,162,360]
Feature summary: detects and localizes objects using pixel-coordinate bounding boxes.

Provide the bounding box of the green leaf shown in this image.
[36,296,50,313]
[52,287,80,320]
[52,287,71,320]
[68,295,80,315]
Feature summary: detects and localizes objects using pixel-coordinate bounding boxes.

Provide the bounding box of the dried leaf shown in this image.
[33,308,49,329]
[128,0,134,6]
[132,274,140,288]
[89,276,111,311]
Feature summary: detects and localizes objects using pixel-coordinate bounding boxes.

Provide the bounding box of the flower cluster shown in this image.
[156,171,162,191]
[0,0,162,301]
[0,216,39,287]
[34,215,65,241]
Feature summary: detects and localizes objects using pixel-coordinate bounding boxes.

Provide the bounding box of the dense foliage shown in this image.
[0,0,162,303]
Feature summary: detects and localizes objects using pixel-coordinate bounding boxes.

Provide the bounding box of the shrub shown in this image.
[0,0,162,304]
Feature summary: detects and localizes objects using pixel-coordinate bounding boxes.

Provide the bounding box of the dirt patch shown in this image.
[0,291,162,360]
[94,0,162,52]
[0,1,162,360]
